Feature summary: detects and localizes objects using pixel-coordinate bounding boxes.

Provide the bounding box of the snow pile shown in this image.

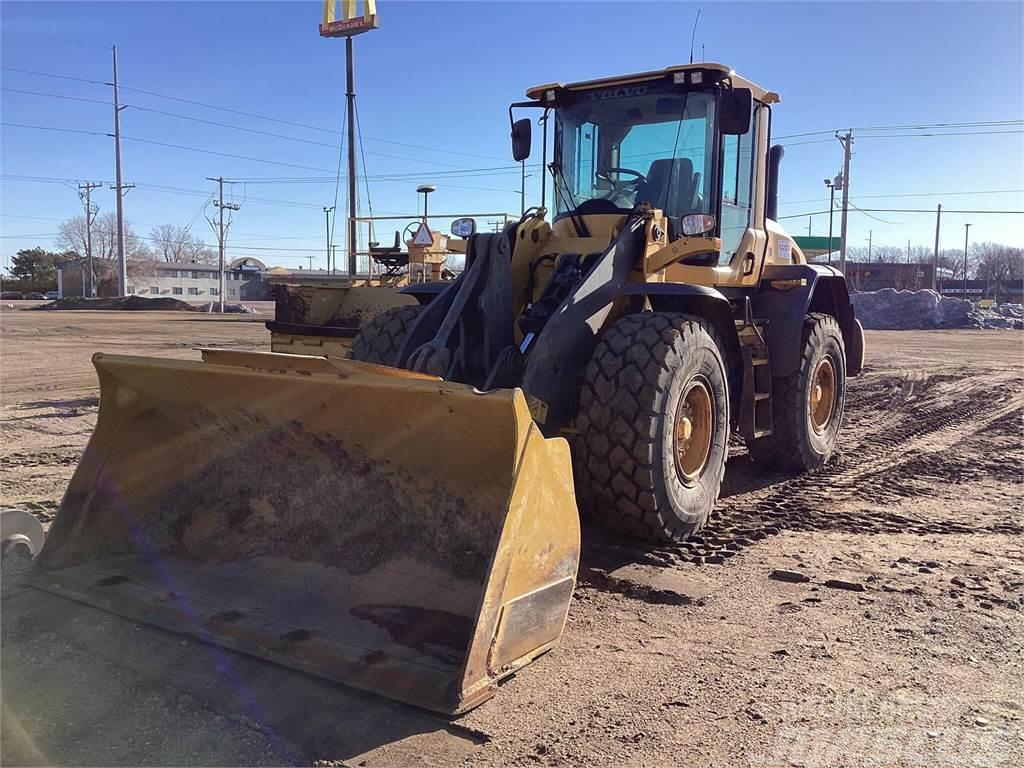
[851,289,1023,330]
[194,302,260,314]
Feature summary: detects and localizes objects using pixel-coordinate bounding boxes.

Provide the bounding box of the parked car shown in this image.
[24,292,46,300]
[44,291,59,300]
[1,291,25,300]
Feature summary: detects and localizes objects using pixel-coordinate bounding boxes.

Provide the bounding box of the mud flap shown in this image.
[31,350,580,715]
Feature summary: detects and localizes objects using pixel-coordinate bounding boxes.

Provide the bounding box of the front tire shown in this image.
[748,313,846,471]
[574,313,730,542]
[350,305,422,365]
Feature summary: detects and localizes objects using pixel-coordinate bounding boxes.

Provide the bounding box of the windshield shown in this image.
[553,86,717,221]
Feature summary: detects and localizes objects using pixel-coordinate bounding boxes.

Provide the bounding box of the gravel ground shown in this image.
[1,311,1021,767]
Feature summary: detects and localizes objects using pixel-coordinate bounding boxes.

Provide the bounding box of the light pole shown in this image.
[824,174,841,264]
[963,223,972,300]
[416,184,436,224]
[323,206,334,273]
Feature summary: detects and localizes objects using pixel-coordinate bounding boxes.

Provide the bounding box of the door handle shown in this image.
[742,253,756,276]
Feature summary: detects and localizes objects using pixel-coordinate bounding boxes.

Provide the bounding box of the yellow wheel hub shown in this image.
[674,379,713,487]
[809,356,836,435]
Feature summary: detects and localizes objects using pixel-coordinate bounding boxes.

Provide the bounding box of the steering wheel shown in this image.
[595,167,646,205]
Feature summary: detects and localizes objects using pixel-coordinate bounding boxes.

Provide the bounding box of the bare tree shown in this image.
[973,241,1023,282]
[57,213,150,262]
[149,224,216,264]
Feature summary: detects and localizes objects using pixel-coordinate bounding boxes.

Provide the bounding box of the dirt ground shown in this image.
[1,309,1022,767]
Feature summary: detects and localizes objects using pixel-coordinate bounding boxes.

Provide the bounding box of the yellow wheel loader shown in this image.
[266,215,472,357]
[31,63,864,716]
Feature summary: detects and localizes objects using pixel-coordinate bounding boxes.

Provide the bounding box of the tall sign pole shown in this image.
[932,203,942,292]
[346,38,358,278]
[320,0,380,281]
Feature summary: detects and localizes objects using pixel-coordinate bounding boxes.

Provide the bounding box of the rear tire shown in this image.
[350,305,422,365]
[574,312,730,542]
[748,313,846,471]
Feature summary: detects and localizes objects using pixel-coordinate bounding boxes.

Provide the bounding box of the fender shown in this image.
[750,263,862,377]
[264,320,358,338]
[399,281,449,305]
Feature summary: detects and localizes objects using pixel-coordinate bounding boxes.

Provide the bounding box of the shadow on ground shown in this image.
[1,576,486,767]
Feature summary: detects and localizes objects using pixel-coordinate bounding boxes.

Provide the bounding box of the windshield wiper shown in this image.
[548,160,589,238]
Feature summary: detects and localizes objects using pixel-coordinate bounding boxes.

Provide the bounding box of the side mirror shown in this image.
[720,88,752,135]
[511,117,532,161]
[450,218,476,238]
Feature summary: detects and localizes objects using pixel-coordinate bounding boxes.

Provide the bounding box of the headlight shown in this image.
[681,213,716,236]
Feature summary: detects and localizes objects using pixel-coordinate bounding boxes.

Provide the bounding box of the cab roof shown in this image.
[525,63,779,105]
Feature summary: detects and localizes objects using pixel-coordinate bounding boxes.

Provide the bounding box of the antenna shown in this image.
[689,9,701,64]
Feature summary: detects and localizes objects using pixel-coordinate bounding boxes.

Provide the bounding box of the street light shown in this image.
[416,185,437,222]
[823,175,842,264]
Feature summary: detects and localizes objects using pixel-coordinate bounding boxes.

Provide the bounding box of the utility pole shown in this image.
[932,203,942,293]
[836,131,853,274]
[206,176,240,313]
[323,206,334,273]
[77,182,101,297]
[807,216,812,237]
[963,223,972,300]
[867,230,873,262]
[110,45,129,297]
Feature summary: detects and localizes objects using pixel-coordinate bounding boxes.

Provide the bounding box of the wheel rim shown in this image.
[809,356,837,435]
[673,378,714,487]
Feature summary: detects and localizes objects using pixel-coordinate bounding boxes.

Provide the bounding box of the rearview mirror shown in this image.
[720,88,752,135]
[511,117,532,161]
[450,218,476,238]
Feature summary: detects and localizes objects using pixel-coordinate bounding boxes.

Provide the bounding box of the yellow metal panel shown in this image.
[323,0,335,25]
[34,351,579,714]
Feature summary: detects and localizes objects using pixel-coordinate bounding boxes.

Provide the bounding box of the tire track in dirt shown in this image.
[582,369,1023,576]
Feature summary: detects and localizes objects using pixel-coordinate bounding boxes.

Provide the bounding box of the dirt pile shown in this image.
[35,297,261,314]
[37,296,196,311]
[851,289,1024,330]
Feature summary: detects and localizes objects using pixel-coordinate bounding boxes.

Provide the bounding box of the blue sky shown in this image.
[2,1,1022,271]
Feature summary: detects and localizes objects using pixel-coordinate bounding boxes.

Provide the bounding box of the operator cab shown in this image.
[515,64,782,276]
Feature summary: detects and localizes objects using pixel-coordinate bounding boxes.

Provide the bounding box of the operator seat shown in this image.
[635,158,698,234]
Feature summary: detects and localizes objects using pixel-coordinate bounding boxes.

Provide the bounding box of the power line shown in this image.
[775,119,1024,140]
[2,65,512,163]
[857,130,1024,139]
[1,87,110,106]
[781,188,1024,206]
[780,207,1024,220]
[849,201,898,225]
[0,65,104,86]
[1,121,106,136]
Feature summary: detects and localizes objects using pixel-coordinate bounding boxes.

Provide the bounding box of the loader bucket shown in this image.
[32,350,580,715]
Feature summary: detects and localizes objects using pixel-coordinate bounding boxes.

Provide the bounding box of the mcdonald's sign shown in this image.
[319,0,379,37]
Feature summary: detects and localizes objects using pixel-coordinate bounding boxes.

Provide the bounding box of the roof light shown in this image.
[690,71,703,85]
[545,89,556,102]
[673,71,687,85]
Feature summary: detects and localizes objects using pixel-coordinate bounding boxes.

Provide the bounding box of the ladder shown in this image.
[736,298,773,440]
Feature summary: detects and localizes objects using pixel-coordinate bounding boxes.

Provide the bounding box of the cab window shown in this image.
[719,105,759,265]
